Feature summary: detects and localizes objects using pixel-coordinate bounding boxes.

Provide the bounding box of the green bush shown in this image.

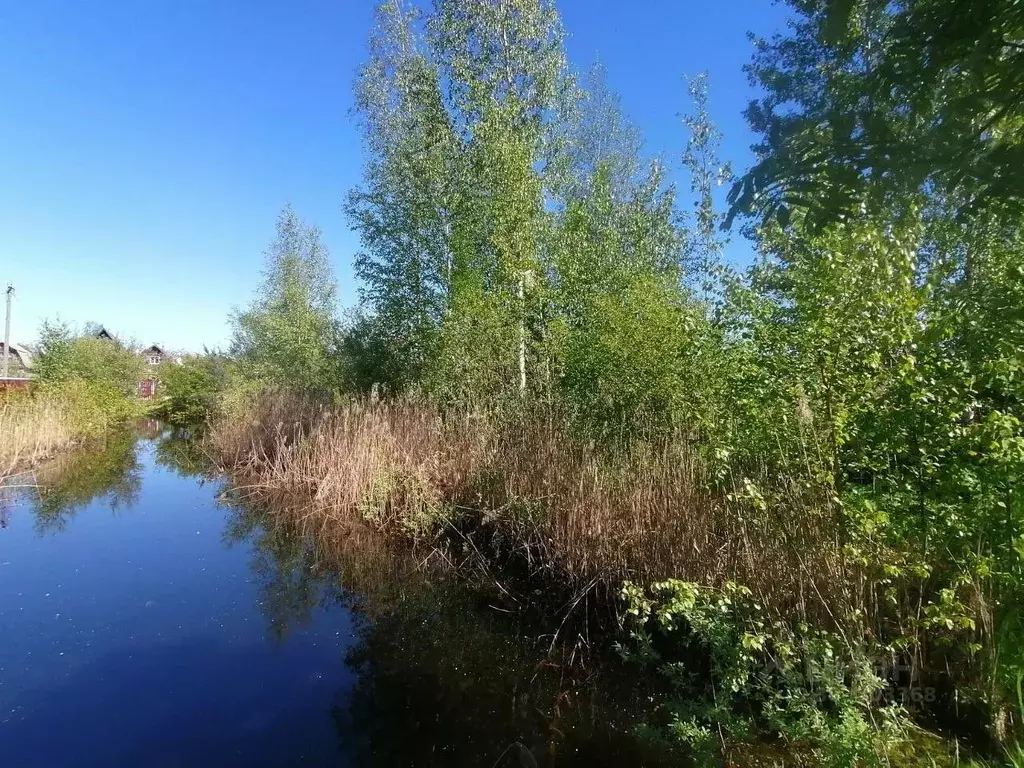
[55,379,142,435]
[21,321,146,440]
[620,579,903,766]
[34,320,145,397]
[157,356,230,426]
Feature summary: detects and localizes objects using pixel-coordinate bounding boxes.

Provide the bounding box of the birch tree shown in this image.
[427,0,568,401]
[347,0,461,391]
[551,61,643,207]
[230,205,341,392]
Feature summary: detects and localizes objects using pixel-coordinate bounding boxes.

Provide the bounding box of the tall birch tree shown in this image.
[426,0,569,401]
[230,205,341,392]
[347,0,462,392]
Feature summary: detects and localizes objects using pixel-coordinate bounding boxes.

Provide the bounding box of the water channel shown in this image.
[0,425,670,767]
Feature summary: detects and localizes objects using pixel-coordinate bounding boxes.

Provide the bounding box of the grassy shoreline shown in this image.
[1,384,146,479]
[206,390,1018,766]
[207,392,840,606]
[1,389,79,477]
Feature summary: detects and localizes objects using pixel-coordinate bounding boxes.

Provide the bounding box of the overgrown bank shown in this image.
[200,386,1017,767]
[0,383,137,476]
[0,325,149,476]
[209,393,835,605]
[174,0,1023,763]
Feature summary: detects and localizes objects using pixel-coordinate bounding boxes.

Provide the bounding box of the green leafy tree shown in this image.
[551,163,700,431]
[230,205,343,394]
[722,3,1024,729]
[350,0,573,402]
[158,355,230,425]
[680,71,731,293]
[550,60,643,207]
[35,320,145,396]
[426,0,569,400]
[347,0,462,391]
[731,0,1024,230]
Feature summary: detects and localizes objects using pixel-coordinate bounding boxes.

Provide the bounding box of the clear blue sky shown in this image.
[0,0,788,352]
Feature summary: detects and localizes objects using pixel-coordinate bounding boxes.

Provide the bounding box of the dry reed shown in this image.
[0,390,78,478]
[210,391,851,623]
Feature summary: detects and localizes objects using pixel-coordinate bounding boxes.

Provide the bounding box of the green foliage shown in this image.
[350,0,570,402]
[710,1,1024,743]
[961,742,1024,768]
[339,309,408,395]
[347,1,718,426]
[230,205,344,394]
[731,0,1024,230]
[22,320,146,441]
[706,202,1024,741]
[549,164,703,430]
[215,367,273,428]
[215,2,1024,759]
[56,379,143,433]
[158,355,230,426]
[621,579,900,766]
[550,60,644,206]
[347,0,459,390]
[35,319,146,397]
[681,71,731,287]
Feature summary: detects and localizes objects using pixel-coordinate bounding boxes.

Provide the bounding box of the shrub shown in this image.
[158,355,230,426]
[33,320,145,396]
[620,579,901,766]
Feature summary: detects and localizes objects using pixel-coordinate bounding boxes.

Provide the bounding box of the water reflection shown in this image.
[221,498,347,644]
[152,425,221,481]
[28,430,143,534]
[228,500,676,766]
[336,578,676,766]
[2,427,674,767]
[148,426,344,645]
[0,425,357,767]
[182,434,676,766]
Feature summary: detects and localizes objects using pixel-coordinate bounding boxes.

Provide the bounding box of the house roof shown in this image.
[142,344,165,355]
[95,327,114,341]
[1,342,33,369]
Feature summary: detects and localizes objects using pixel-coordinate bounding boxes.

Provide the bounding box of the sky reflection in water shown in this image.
[0,429,357,767]
[0,427,673,767]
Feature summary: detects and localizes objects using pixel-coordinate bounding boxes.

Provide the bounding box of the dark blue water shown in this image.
[0,432,358,767]
[0,428,675,767]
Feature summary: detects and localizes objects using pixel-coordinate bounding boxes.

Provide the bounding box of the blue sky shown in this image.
[0,0,788,352]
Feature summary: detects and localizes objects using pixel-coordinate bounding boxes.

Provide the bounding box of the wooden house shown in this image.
[138,345,167,400]
[141,344,165,367]
[0,342,34,378]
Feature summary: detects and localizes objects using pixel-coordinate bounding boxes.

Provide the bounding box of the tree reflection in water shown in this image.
[153,427,214,480]
[219,493,678,767]
[220,495,347,644]
[14,422,204,537]
[10,427,676,766]
[28,430,143,535]
[332,573,677,766]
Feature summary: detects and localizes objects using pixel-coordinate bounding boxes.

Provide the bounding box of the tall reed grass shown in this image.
[0,389,77,477]
[210,391,852,624]
[0,382,141,478]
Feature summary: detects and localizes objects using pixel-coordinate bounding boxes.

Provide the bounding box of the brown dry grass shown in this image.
[210,391,851,622]
[0,389,78,478]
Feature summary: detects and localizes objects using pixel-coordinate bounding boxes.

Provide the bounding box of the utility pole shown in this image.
[2,284,13,379]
